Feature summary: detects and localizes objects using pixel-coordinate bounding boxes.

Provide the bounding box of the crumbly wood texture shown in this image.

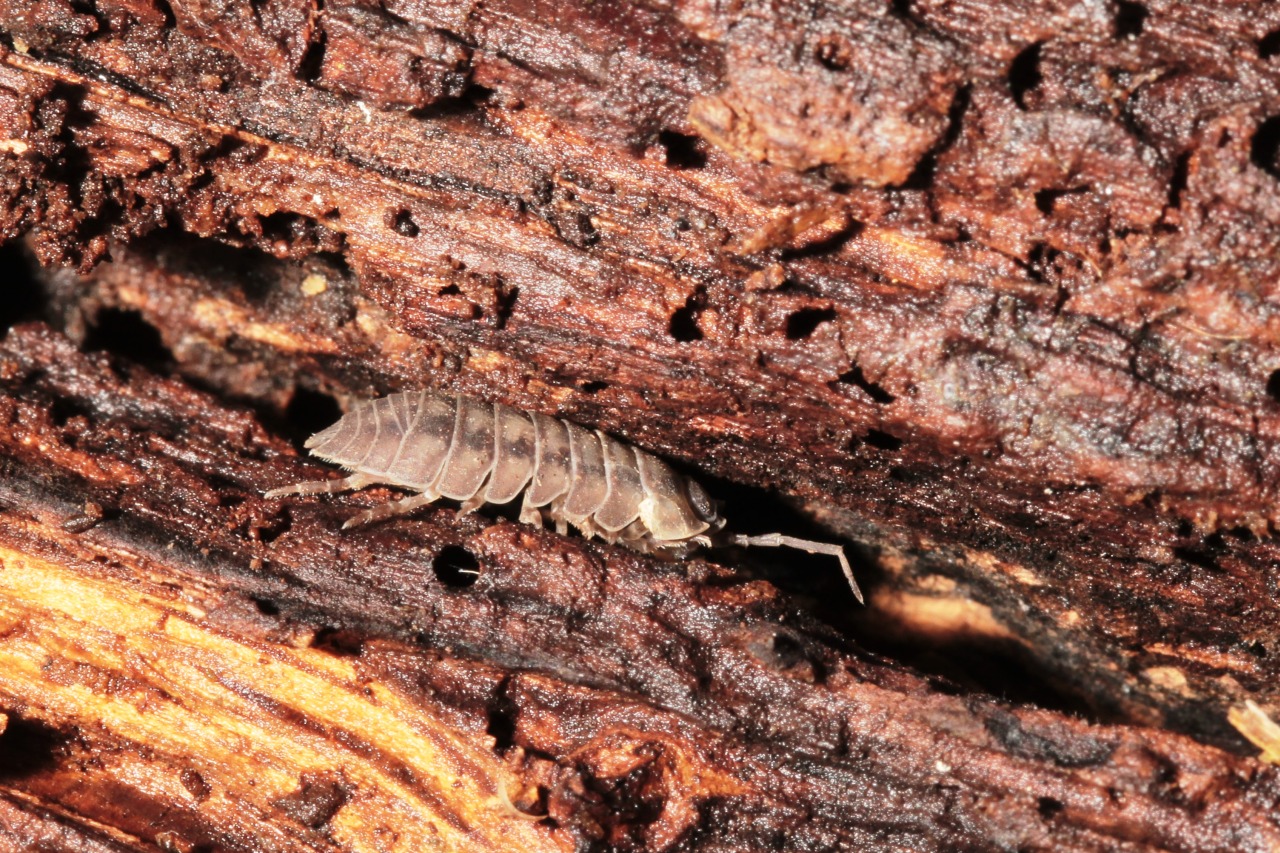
[0,324,1274,851]
[2,0,1280,848]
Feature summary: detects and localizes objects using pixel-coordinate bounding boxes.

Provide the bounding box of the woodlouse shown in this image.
[266,391,862,601]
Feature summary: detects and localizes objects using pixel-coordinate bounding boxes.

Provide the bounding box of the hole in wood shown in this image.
[1038,797,1065,820]
[0,244,43,338]
[50,398,92,427]
[836,363,895,403]
[310,627,365,657]
[251,596,281,616]
[1167,150,1190,212]
[785,307,837,340]
[388,208,419,237]
[486,697,517,752]
[1113,1,1147,39]
[1172,546,1219,572]
[298,27,327,82]
[1034,186,1089,216]
[864,429,903,450]
[1251,115,1280,178]
[669,296,703,341]
[1008,41,1043,110]
[0,717,66,782]
[433,544,481,587]
[84,307,173,369]
[1260,29,1280,59]
[1267,369,1280,402]
[285,387,343,451]
[658,130,707,169]
[815,35,852,71]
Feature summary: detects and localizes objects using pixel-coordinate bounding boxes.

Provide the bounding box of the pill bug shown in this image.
[266,391,862,602]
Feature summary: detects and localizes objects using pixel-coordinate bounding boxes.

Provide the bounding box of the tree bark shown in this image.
[2,0,1280,849]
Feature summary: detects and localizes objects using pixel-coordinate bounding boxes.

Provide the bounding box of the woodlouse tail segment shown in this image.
[264,473,374,499]
[341,492,437,530]
[729,533,864,605]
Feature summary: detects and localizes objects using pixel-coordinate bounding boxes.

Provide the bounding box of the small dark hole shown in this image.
[1260,29,1280,60]
[1008,41,1043,110]
[900,84,970,190]
[579,380,608,394]
[464,83,495,104]
[785,306,838,340]
[274,772,351,829]
[657,130,707,169]
[769,632,808,670]
[284,388,342,450]
[1038,797,1065,820]
[888,464,922,483]
[0,245,44,336]
[486,697,518,752]
[50,398,92,427]
[864,429,903,451]
[1226,526,1256,542]
[889,0,913,19]
[433,544,480,587]
[83,308,172,369]
[815,35,852,71]
[1034,187,1089,217]
[1167,150,1190,212]
[251,596,281,616]
[298,28,327,82]
[1172,546,1218,572]
[1247,641,1267,658]
[0,717,65,781]
[669,297,703,342]
[256,512,292,545]
[389,208,419,238]
[259,211,320,246]
[180,769,211,802]
[310,627,364,657]
[1267,369,1280,403]
[1113,1,1147,39]
[837,363,895,403]
[1251,116,1280,178]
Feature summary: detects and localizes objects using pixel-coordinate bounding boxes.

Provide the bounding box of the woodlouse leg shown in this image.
[518,501,543,527]
[341,492,438,530]
[264,473,374,499]
[458,492,488,514]
[730,533,864,604]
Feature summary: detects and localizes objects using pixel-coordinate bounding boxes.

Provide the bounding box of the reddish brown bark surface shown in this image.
[2,0,1280,848]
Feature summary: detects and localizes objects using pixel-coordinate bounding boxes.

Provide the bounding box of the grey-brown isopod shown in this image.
[265,391,862,601]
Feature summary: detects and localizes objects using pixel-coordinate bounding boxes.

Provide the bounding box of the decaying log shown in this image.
[0,323,1276,850]
[4,0,1280,847]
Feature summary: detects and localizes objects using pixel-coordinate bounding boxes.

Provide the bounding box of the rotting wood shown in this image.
[0,323,1275,851]
[3,0,1280,847]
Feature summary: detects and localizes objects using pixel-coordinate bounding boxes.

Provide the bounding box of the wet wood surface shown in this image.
[2,0,1280,848]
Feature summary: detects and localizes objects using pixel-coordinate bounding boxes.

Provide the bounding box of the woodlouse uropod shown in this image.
[265,391,863,602]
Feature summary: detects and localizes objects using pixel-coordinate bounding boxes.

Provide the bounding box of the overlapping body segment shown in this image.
[283,389,711,551]
[268,390,861,601]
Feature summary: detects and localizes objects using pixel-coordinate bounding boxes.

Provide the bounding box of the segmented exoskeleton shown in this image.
[266,391,862,601]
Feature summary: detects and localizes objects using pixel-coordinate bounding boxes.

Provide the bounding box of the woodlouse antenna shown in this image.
[729,533,864,604]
